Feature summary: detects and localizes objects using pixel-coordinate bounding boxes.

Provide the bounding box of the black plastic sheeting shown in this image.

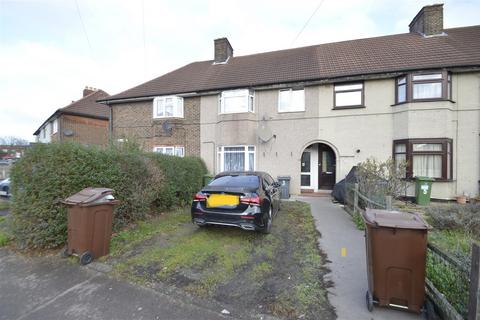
[331,166,357,204]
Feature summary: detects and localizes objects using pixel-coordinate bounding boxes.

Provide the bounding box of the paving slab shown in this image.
[295,196,423,320]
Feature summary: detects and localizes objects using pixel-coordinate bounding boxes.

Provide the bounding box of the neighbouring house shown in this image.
[0,145,28,160]
[34,87,110,146]
[100,4,480,200]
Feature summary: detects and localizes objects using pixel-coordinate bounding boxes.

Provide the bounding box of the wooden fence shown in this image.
[345,182,480,319]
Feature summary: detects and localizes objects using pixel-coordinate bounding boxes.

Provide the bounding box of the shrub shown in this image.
[10,142,206,248]
[356,157,407,201]
[426,204,480,235]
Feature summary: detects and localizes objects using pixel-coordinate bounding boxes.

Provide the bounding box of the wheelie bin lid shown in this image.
[62,188,118,206]
[363,208,431,230]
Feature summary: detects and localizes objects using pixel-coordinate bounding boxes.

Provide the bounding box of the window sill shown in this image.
[278,109,306,114]
[219,111,255,115]
[332,105,366,110]
[391,99,456,107]
[153,116,184,120]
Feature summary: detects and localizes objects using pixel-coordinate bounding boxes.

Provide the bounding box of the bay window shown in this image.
[334,83,364,108]
[217,146,255,172]
[395,71,451,104]
[393,139,452,180]
[220,89,254,114]
[278,88,305,112]
[153,96,184,118]
[153,146,185,157]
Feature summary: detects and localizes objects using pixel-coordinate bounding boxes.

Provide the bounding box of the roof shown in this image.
[104,26,480,102]
[34,90,109,135]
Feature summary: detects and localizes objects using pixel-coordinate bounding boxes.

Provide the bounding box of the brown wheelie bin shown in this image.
[362,208,430,313]
[62,188,119,265]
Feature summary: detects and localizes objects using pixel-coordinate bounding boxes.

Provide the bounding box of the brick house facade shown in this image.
[110,97,201,156]
[34,87,109,146]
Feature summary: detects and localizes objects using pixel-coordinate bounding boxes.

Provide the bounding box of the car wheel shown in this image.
[261,207,273,234]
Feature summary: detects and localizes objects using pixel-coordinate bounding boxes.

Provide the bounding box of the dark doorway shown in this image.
[318,144,336,190]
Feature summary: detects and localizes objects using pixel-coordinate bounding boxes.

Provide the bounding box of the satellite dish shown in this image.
[162,121,173,135]
[63,129,74,136]
[257,121,273,143]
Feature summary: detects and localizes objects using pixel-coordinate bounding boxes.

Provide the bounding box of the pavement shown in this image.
[296,196,423,320]
[0,250,231,320]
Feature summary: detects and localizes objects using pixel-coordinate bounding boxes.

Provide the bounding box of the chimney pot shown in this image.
[83,86,96,97]
[214,37,233,64]
[409,4,444,36]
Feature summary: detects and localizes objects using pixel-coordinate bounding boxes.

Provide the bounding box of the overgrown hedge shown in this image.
[10,142,207,248]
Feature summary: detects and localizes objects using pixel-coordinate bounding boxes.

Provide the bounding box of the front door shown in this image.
[318,144,336,189]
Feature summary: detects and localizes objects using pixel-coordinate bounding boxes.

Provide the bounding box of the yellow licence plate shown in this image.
[207,194,239,208]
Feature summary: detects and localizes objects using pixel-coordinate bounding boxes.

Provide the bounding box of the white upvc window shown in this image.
[217,145,255,173]
[153,96,184,118]
[153,146,185,157]
[278,88,305,112]
[219,89,254,114]
[52,119,58,133]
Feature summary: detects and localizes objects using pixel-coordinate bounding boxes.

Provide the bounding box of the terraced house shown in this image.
[100,4,480,200]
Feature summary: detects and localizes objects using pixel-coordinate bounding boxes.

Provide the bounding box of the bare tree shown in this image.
[0,136,30,146]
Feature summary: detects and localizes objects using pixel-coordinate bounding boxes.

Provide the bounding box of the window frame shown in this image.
[333,82,364,109]
[278,88,305,113]
[152,96,184,119]
[219,89,255,114]
[395,71,451,104]
[216,145,255,173]
[153,146,185,157]
[393,138,452,181]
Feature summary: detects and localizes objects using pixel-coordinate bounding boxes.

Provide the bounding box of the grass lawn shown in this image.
[106,201,335,320]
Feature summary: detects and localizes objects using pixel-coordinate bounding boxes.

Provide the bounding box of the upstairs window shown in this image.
[334,83,364,108]
[220,89,254,114]
[52,119,58,133]
[393,139,452,180]
[395,71,451,104]
[278,88,305,112]
[153,146,184,157]
[153,96,184,118]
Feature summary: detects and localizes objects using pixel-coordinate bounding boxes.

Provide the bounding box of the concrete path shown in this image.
[0,250,230,320]
[296,196,423,320]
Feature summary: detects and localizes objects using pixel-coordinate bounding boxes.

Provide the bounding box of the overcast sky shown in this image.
[0,0,479,142]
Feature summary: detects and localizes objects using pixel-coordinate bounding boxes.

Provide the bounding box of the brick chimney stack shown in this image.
[409,4,444,36]
[83,86,97,97]
[214,38,233,64]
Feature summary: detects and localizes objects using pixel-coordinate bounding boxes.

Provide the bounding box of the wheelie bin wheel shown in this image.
[80,251,94,265]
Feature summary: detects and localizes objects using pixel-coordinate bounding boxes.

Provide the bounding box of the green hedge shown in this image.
[10,142,206,248]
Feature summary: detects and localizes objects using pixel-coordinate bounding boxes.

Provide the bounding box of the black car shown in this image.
[191,171,281,233]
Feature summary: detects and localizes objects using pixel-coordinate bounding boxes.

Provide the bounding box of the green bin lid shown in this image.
[363,208,431,230]
[415,176,435,181]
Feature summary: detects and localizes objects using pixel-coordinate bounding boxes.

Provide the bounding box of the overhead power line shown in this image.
[290,0,326,47]
[74,0,94,60]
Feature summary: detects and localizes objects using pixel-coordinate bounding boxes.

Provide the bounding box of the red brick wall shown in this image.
[111,97,200,156]
[60,114,109,146]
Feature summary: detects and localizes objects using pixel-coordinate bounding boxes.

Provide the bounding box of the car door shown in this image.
[264,174,280,214]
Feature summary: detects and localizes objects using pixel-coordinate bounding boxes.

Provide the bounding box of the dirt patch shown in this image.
[107,202,336,320]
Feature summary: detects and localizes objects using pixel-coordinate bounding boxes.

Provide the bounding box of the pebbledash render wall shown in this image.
[200,71,480,200]
[111,97,201,156]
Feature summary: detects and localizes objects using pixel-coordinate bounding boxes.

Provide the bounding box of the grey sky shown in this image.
[0,0,479,141]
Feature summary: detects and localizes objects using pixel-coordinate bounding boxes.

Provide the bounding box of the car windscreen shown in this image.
[208,175,260,188]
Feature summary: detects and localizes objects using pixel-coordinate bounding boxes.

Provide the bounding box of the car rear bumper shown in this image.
[191,203,264,231]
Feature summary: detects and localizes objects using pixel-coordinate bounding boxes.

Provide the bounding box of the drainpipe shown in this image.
[108,103,113,143]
